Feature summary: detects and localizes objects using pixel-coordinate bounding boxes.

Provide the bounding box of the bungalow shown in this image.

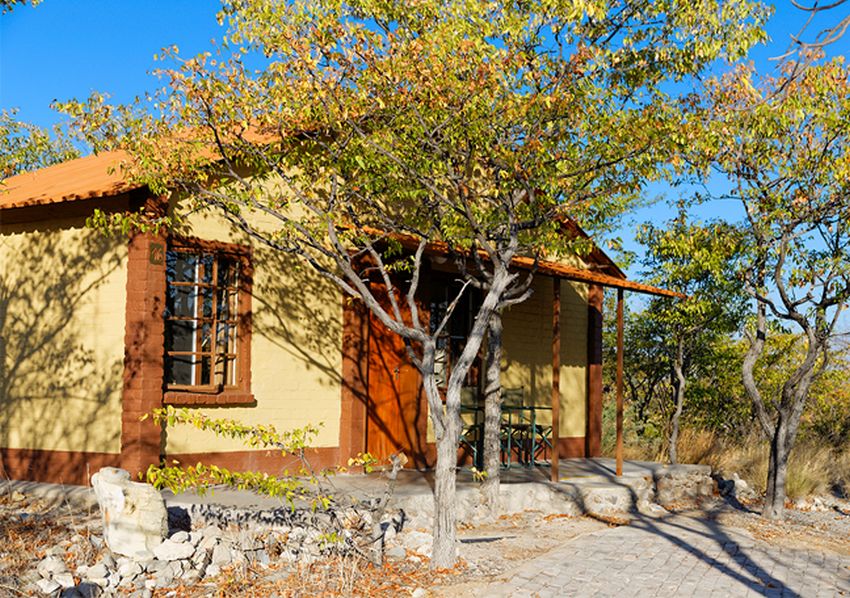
[0,152,675,485]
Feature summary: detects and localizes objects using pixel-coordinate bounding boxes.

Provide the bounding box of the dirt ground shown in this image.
[1,490,847,597]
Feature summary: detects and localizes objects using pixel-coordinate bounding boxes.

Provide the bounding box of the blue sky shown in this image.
[2,1,847,272]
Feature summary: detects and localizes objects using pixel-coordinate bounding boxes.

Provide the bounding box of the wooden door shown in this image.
[366,293,429,468]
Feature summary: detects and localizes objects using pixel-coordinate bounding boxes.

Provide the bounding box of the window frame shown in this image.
[162,236,254,406]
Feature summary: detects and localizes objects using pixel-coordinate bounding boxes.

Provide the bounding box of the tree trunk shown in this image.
[764,416,790,519]
[431,419,460,567]
[669,337,686,465]
[480,310,503,517]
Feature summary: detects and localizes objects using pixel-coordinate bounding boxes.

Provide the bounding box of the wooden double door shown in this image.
[364,274,480,469]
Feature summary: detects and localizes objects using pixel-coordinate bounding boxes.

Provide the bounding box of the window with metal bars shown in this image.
[164,246,245,392]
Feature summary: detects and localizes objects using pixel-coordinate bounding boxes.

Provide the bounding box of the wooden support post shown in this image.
[551,277,561,482]
[616,288,625,477]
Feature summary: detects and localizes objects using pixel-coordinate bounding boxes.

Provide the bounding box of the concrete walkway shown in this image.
[484,512,850,597]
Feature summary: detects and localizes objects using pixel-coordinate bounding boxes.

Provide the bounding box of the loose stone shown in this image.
[153,539,195,562]
[35,578,61,594]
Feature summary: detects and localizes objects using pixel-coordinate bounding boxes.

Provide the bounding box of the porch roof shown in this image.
[362,226,683,300]
[512,255,685,298]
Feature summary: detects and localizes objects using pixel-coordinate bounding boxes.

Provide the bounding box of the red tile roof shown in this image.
[0,150,142,210]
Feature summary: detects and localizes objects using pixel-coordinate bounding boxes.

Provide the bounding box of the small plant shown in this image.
[143,406,330,509]
[347,452,378,474]
[141,406,408,565]
[470,467,488,483]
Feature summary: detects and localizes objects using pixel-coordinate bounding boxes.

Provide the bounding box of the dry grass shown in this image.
[613,427,850,500]
[165,555,467,597]
[0,493,98,595]
[674,428,850,499]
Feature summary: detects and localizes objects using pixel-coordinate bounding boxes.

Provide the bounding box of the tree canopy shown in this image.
[0,109,79,179]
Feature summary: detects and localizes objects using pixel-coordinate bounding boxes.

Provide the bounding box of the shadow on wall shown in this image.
[0,222,125,483]
[502,278,587,404]
[251,246,343,390]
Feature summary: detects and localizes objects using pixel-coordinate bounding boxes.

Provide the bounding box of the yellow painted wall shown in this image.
[0,216,127,453]
[163,203,344,453]
[502,276,588,438]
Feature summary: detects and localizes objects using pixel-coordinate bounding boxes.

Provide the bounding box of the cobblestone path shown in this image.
[485,513,850,597]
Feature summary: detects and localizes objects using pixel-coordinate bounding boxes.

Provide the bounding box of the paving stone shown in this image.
[482,513,850,597]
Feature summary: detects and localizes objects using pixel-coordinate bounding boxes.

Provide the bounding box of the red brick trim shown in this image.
[163,391,255,406]
[166,447,340,473]
[121,207,168,479]
[557,436,587,459]
[338,296,369,464]
[0,448,121,486]
[586,284,603,458]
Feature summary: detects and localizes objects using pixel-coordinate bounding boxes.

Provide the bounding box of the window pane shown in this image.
[201,254,214,285]
[218,258,237,288]
[167,320,196,353]
[225,354,237,386]
[167,353,197,386]
[216,321,229,353]
[199,322,212,352]
[200,356,212,386]
[201,286,214,318]
[167,251,198,283]
[168,285,198,318]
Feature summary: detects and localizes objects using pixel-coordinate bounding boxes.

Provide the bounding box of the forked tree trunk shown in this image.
[481,310,503,516]
[428,268,511,568]
[669,338,686,465]
[742,302,820,521]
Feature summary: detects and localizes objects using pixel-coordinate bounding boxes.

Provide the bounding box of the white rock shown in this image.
[35,578,61,594]
[211,544,232,566]
[201,525,223,539]
[117,561,142,579]
[85,564,109,580]
[91,467,167,558]
[53,572,75,588]
[153,539,195,562]
[181,569,202,585]
[412,588,428,598]
[134,550,155,563]
[37,556,68,578]
[169,531,190,544]
[204,564,221,578]
[386,546,406,560]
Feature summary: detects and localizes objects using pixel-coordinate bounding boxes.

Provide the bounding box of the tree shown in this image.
[636,211,746,463]
[61,0,769,566]
[0,109,79,179]
[0,0,40,14]
[694,60,850,518]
